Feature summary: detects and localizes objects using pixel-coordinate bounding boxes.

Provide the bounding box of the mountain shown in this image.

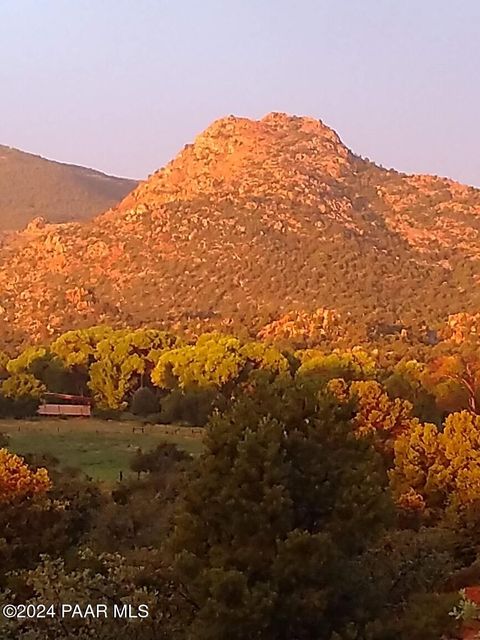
[1,112,480,348]
[0,144,137,230]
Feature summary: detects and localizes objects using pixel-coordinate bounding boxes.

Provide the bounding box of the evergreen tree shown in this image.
[171,384,392,640]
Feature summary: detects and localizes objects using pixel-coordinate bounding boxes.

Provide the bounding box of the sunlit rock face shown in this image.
[1,112,480,348]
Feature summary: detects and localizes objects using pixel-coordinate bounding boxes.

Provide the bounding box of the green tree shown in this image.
[91,444,191,552]
[0,463,101,584]
[0,550,184,639]
[384,359,440,424]
[160,388,223,426]
[171,385,392,640]
[341,527,459,640]
[7,346,74,393]
[130,386,160,416]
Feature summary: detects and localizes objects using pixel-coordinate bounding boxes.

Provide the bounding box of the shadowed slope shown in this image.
[0,145,137,230]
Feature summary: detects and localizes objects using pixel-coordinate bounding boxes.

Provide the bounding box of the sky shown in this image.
[1,0,479,185]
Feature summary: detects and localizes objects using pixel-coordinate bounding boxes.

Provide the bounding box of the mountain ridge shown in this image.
[1,112,480,348]
[0,144,137,230]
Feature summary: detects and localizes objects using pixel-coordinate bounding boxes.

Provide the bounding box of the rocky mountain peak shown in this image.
[115,113,352,216]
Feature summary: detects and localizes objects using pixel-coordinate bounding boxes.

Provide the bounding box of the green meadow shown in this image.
[0,418,203,483]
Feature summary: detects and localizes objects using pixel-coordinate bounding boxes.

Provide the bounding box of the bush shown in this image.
[0,394,39,419]
[160,389,221,426]
[10,395,40,418]
[130,443,190,475]
[130,386,160,417]
[394,592,460,640]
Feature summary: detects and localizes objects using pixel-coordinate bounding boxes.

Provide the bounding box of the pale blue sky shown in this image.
[1,0,479,185]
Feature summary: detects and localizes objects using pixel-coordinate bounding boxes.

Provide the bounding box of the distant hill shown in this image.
[1,112,480,348]
[0,144,137,230]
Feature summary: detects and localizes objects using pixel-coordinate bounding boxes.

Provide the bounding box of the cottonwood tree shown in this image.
[327,378,417,457]
[0,449,50,504]
[426,340,480,414]
[391,410,480,528]
[89,329,180,410]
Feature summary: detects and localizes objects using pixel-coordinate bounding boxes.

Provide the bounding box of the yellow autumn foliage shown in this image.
[327,378,417,452]
[0,448,51,503]
[391,411,480,526]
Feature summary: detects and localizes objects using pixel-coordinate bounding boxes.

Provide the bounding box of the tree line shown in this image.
[1,324,479,424]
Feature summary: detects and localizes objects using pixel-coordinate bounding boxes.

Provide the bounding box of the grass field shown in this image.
[0,418,204,483]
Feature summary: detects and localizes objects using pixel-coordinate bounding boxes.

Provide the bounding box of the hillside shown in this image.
[1,112,480,348]
[0,144,137,230]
